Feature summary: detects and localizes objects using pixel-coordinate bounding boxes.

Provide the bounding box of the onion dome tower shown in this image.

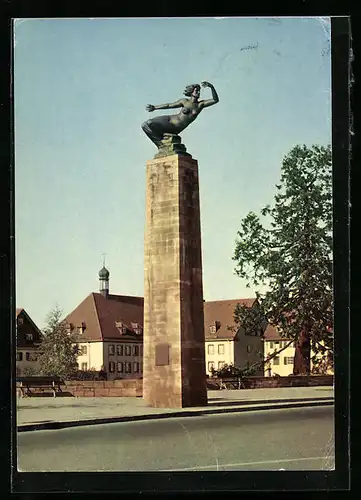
[98,256,110,299]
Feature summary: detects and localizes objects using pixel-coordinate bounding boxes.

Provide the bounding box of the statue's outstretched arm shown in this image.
[146,99,185,112]
[200,81,219,109]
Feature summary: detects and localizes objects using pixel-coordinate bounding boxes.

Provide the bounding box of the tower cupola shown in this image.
[99,255,110,298]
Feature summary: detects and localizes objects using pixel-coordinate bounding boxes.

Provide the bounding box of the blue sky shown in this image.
[14,17,331,328]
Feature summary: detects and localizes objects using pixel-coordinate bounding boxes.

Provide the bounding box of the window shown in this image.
[25,352,31,361]
[131,322,141,335]
[133,345,139,356]
[125,345,131,356]
[207,344,214,355]
[270,342,273,349]
[208,361,215,372]
[18,317,24,326]
[247,345,252,353]
[209,325,216,334]
[273,356,280,365]
[117,362,123,373]
[115,322,127,334]
[16,352,23,361]
[81,362,88,370]
[109,361,115,372]
[108,345,115,356]
[125,362,131,373]
[218,344,224,355]
[80,345,87,355]
[218,361,225,370]
[133,362,139,372]
[284,357,294,365]
[25,333,33,341]
[116,345,123,356]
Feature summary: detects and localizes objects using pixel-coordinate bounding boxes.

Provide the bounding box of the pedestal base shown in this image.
[154,134,191,159]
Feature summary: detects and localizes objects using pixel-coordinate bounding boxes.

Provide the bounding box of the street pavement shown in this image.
[17,386,334,430]
[17,405,335,472]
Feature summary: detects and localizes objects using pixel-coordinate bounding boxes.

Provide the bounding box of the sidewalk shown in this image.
[17,386,334,431]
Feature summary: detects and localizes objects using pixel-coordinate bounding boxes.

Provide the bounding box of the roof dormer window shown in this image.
[209,321,221,335]
[115,321,127,334]
[131,322,142,335]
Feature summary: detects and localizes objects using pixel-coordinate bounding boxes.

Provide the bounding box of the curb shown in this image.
[206,396,332,407]
[17,398,334,432]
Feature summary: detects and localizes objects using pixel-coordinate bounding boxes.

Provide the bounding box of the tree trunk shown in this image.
[293,330,311,375]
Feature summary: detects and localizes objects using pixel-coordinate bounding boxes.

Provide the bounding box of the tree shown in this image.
[37,305,80,378]
[232,144,333,375]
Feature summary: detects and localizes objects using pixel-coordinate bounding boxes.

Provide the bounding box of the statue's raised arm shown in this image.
[199,81,219,108]
[141,82,219,156]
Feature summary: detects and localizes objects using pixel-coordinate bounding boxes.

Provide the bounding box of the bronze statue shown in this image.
[141,81,219,150]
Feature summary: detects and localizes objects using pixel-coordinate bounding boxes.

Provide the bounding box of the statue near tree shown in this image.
[141,81,219,157]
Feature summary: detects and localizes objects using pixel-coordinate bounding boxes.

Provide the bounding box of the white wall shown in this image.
[264,339,333,376]
[264,340,295,376]
[76,341,104,371]
[205,340,234,375]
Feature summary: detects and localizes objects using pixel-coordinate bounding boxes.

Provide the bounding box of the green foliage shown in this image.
[233,144,333,375]
[37,305,79,379]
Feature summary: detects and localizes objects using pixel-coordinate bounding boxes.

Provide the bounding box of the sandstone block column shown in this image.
[143,153,208,408]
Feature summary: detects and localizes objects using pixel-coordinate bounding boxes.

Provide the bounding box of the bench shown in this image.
[219,377,245,390]
[16,376,65,398]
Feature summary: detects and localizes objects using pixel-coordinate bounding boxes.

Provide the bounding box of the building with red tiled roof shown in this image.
[64,266,144,379]
[203,298,264,375]
[262,322,333,376]
[64,267,266,379]
[262,323,296,376]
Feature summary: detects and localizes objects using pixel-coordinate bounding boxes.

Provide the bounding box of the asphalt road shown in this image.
[17,406,335,472]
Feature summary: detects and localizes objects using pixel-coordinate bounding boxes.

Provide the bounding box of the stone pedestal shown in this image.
[143,153,208,408]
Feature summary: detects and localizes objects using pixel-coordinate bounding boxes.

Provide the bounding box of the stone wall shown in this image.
[63,379,143,397]
[207,375,334,390]
[17,375,333,397]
